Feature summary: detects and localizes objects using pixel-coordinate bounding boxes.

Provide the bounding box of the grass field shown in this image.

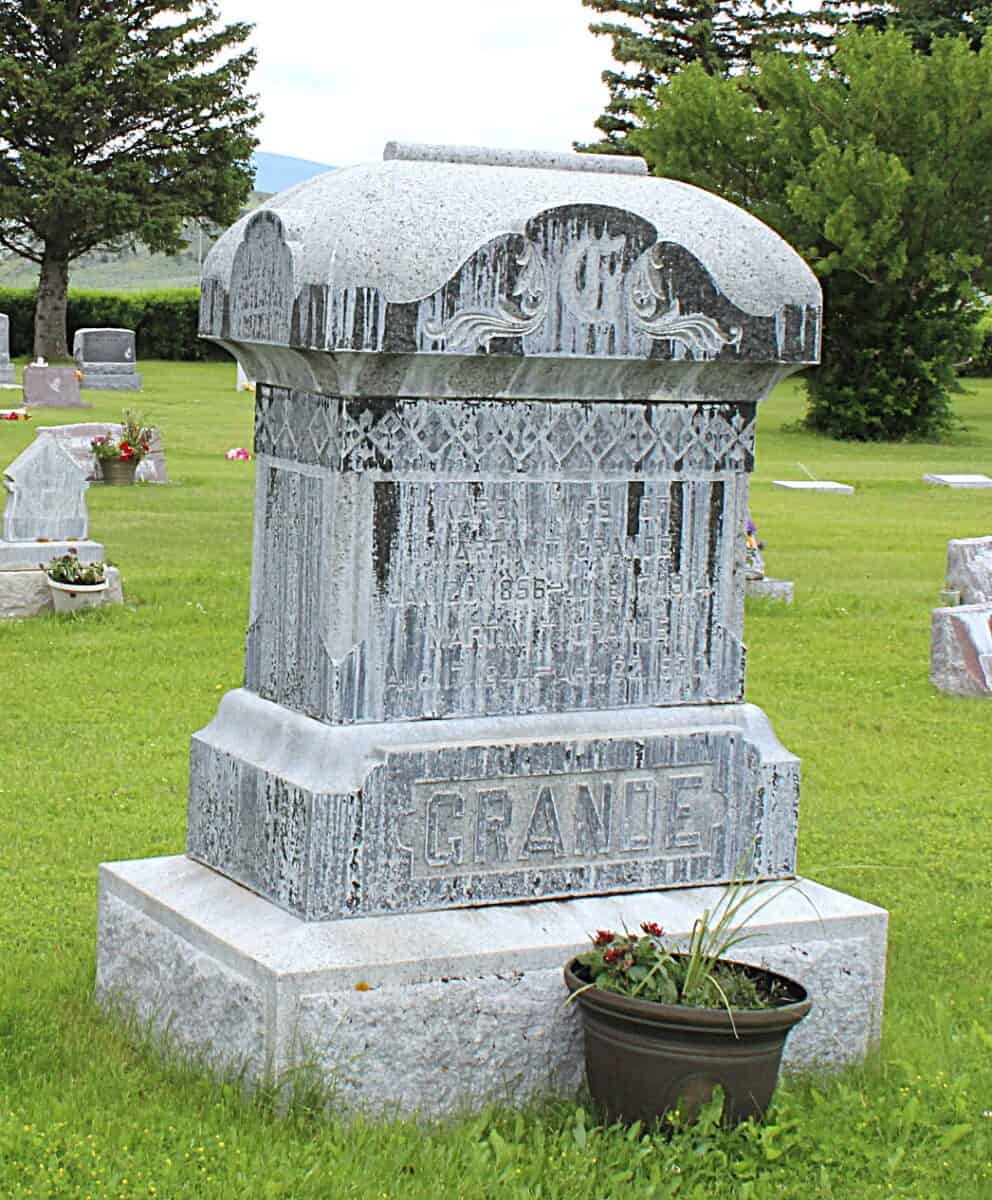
[1,363,991,1198]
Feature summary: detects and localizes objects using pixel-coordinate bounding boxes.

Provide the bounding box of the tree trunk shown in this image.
[34,246,70,361]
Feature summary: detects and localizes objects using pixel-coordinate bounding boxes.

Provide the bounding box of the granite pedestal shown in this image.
[98,857,886,1116]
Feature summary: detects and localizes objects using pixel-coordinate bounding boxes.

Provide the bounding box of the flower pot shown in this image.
[100,457,138,485]
[47,576,109,614]
[564,959,811,1127]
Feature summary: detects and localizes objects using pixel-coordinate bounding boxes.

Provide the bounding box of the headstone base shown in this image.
[931,603,992,696]
[96,855,888,1118]
[0,565,122,619]
[0,538,105,570]
[746,578,794,604]
[80,371,142,392]
[187,691,801,921]
[0,364,13,386]
[22,365,90,408]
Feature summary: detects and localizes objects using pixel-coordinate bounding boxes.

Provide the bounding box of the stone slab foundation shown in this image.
[97,855,888,1118]
[0,565,122,619]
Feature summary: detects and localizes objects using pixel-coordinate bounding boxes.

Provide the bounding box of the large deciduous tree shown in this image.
[631,30,992,441]
[577,0,833,154]
[0,1,259,359]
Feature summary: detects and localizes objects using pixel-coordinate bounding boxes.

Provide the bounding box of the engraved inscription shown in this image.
[407,765,726,879]
[379,479,743,713]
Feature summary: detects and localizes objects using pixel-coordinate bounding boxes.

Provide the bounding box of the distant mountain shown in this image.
[252,151,336,195]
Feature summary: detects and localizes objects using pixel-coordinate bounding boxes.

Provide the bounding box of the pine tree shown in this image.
[577,0,832,154]
[0,1,259,358]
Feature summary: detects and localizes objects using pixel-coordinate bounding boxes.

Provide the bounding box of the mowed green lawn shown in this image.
[1,363,990,1199]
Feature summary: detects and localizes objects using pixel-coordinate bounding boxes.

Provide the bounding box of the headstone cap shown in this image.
[200,141,821,370]
[383,140,649,176]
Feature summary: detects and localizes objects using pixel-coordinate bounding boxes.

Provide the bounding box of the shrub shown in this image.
[0,287,230,362]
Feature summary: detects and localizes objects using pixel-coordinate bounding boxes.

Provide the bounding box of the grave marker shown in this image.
[0,315,13,386]
[923,473,992,488]
[97,142,888,1114]
[73,328,142,391]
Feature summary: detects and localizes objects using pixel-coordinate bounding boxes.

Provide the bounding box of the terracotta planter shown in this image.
[100,457,138,485]
[564,959,811,1127]
[47,576,109,614]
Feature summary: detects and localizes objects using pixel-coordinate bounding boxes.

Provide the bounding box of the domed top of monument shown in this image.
[201,142,820,398]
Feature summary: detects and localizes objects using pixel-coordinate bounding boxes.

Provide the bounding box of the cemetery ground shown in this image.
[1,361,991,1199]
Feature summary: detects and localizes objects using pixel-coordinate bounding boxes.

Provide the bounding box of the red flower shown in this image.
[640,921,665,938]
[593,929,616,947]
[119,442,134,460]
[603,947,625,963]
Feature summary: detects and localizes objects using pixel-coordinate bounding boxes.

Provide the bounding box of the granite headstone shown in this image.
[22,364,86,408]
[3,433,89,542]
[931,535,992,695]
[97,142,888,1113]
[946,535,992,603]
[73,328,142,391]
[0,315,13,386]
[38,422,168,484]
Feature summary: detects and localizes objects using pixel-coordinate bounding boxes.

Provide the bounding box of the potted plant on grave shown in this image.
[45,549,108,613]
[91,410,154,485]
[564,880,812,1128]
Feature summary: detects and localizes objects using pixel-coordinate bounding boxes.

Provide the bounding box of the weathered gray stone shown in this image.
[923,473,992,488]
[0,538,103,570]
[0,314,13,386]
[383,141,650,175]
[772,480,854,494]
[22,365,87,408]
[73,328,142,391]
[38,422,168,483]
[0,564,122,620]
[746,578,794,603]
[201,152,820,378]
[945,535,992,605]
[188,690,799,921]
[931,603,992,696]
[3,433,89,541]
[97,142,885,1108]
[96,856,888,1115]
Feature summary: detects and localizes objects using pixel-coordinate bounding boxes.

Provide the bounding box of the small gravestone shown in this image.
[931,536,992,696]
[946,535,992,604]
[0,431,121,616]
[22,364,87,409]
[38,422,168,484]
[3,434,88,541]
[98,140,887,1115]
[923,473,992,489]
[931,604,992,696]
[772,480,855,494]
[743,512,793,603]
[0,315,14,386]
[73,328,142,391]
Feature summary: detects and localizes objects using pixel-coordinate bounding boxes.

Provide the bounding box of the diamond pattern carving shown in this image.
[254,385,756,476]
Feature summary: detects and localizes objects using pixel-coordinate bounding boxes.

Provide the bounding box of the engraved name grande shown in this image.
[404,764,727,879]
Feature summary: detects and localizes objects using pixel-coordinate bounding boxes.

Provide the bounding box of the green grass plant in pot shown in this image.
[564,880,812,1128]
[91,410,154,485]
[45,550,108,614]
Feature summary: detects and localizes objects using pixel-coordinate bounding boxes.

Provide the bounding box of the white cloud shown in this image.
[217,0,617,166]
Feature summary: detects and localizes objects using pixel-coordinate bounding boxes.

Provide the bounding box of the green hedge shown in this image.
[0,287,231,362]
[960,311,992,377]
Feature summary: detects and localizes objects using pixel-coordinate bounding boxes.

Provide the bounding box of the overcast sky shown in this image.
[216,0,617,168]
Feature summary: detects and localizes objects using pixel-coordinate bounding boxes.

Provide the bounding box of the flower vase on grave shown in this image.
[101,458,138,486]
